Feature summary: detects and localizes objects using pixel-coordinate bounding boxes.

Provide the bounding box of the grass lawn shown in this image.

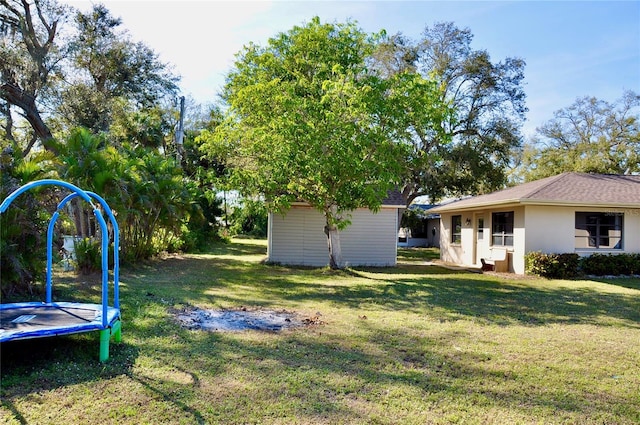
[1,239,639,424]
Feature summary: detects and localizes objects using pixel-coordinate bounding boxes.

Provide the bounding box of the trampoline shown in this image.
[0,180,121,362]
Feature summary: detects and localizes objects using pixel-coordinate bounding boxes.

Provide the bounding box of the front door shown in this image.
[475,215,486,266]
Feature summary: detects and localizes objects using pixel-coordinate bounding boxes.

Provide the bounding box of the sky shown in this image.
[62,0,640,137]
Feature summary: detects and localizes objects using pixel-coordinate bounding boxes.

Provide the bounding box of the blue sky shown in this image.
[65,1,639,137]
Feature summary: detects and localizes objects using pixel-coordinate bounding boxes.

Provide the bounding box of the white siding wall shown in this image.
[268,206,399,267]
[511,206,525,274]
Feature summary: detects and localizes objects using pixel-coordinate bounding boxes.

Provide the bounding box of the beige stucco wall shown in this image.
[523,206,574,253]
[439,206,527,274]
[623,208,640,252]
[268,206,399,267]
[439,211,480,268]
[524,205,640,255]
[439,205,640,275]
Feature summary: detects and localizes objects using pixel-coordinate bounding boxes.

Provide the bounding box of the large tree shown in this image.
[199,17,420,269]
[55,4,179,134]
[371,22,527,204]
[1,1,179,152]
[519,91,640,181]
[0,0,68,155]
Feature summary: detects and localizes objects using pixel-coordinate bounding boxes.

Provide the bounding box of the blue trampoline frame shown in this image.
[0,179,121,362]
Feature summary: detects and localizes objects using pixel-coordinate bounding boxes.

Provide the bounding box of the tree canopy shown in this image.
[199,17,446,268]
[0,0,68,154]
[519,90,640,181]
[1,1,179,155]
[371,22,527,203]
[0,1,217,295]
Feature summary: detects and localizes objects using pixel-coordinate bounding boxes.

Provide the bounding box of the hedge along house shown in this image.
[267,192,406,267]
[430,173,640,274]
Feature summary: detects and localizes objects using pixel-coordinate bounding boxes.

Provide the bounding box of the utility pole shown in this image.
[175,96,185,163]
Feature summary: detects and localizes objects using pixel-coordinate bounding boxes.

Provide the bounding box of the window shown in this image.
[575,212,623,249]
[477,217,484,240]
[492,212,513,246]
[451,215,462,244]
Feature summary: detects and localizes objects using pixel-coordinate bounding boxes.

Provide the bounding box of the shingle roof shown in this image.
[382,189,405,207]
[431,172,640,212]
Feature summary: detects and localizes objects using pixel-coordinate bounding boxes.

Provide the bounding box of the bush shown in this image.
[400,209,430,238]
[0,170,48,298]
[74,237,101,274]
[182,193,225,252]
[525,252,580,279]
[229,199,268,238]
[580,253,640,276]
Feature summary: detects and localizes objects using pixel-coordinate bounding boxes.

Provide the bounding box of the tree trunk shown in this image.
[323,205,343,269]
[1,82,57,156]
[324,223,343,269]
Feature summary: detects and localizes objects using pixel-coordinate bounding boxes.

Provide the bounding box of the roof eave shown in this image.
[431,198,640,213]
[289,201,405,209]
[430,199,522,212]
[519,199,640,209]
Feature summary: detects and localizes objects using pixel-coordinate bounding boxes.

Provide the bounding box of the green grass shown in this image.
[2,239,639,424]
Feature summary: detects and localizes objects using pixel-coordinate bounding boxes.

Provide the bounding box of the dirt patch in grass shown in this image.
[172,305,325,332]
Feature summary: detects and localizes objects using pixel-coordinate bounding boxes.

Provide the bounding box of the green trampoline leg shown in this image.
[113,320,122,343]
[99,320,122,362]
[99,328,110,362]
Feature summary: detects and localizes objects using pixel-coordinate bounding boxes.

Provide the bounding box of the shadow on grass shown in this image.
[2,240,639,423]
[115,252,640,328]
[205,239,268,257]
[0,333,208,424]
[0,334,138,393]
[127,367,206,425]
[80,315,635,423]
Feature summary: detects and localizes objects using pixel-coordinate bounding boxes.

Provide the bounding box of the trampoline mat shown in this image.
[0,302,120,342]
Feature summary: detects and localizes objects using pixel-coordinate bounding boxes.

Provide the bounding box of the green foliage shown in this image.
[109,107,171,150]
[370,23,526,203]
[580,253,640,276]
[1,1,225,280]
[519,91,640,181]
[525,252,580,279]
[400,208,430,238]
[526,251,640,278]
[52,128,204,262]
[0,0,64,152]
[0,146,54,297]
[55,4,179,133]
[200,17,424,267]
[203,17,403,214]
[73,237,101,275]
[114,147,194,262]
[182,190,225,252]
[229,198,268,238]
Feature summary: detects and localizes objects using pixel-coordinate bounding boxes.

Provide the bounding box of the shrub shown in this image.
[229,198,268,238]
[0,168,48,298]
[580,253,640,276]
[525,252,580,279]
[400,209,430,238]
[74,238,101,274]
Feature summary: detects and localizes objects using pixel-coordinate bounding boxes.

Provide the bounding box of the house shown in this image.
[430,173,640,274]
[398,203,440,248]
[267,192,405,267]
